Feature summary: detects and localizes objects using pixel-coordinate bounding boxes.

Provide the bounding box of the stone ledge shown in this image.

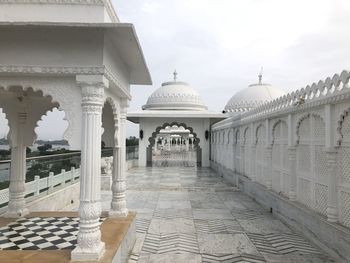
[0,211,136,263]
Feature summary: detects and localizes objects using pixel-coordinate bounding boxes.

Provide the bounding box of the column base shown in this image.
[266,182,272,190]
[289,190,297,201]
[4,207,29,218]
[109,209,128,218]
[71,242,105,261]
[326,207,338,223]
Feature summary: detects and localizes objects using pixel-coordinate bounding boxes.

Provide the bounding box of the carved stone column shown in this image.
[265,146,273,189]
[109,104,128,217]
[71,76,106,261]
[288,146,297,201]
[326,148,338,222]
[6,112,29,218]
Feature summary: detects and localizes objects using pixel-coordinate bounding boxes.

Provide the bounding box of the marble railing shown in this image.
[0,167,80,214]
[211,70,350,229]
[240,70,350,122]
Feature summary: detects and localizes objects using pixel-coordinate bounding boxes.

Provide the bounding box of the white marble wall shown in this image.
[211,70,350,229]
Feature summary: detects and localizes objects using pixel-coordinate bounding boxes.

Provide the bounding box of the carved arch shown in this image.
[148,122,201,148]
[0,86,62,147]
[228,129,234,145]
[243,126,250,145]
[337,107,350,146]
[271,119,288,144]
[234,129,240,145]
[255,123,265,144]
[295,112,324,144]
[0,78,82,149]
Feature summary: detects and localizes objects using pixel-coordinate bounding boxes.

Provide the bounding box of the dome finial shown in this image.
[258,67,263,85]
[173,69,178,82]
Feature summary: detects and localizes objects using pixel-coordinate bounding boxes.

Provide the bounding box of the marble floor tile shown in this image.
[238,218,292,234]
[148,218,196,234]
[197,233,259,254]
[193,209,234,220]
[156,200,191,209]
[120,167,334,262]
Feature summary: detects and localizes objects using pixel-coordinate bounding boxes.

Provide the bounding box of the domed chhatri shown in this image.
[142,72,208,111]
[224,71,286,113]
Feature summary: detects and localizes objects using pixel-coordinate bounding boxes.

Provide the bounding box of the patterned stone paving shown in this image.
[0,217,105,250]
[101,167,335,263]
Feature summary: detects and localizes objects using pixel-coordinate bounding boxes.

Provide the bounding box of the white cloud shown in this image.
[1,0,348,139]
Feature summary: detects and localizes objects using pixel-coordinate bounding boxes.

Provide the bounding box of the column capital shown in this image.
[76,74,109,88]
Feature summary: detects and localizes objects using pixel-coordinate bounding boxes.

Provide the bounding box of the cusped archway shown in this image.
[147,122,202,167]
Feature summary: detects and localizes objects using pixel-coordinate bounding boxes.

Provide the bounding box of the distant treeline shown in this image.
[0,138,68,146]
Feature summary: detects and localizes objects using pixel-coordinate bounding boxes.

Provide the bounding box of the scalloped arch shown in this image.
[243,126,250,145]
[336,107,350,146]
[271,119,288,144]
[234,128,240,145]
[148,122,201,148]
[295,112,324,144]
[0,79,84,149]
[104,96,119,117]
[0,86,63,146]
[255,123,265,144]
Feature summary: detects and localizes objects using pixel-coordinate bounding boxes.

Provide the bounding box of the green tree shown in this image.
[126,136,139,146]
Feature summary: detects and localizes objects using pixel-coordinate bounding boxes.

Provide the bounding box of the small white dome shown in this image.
[224,82,286,113]
[142,81,208,111]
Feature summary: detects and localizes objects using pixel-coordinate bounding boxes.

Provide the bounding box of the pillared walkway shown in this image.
[102,167,334,263]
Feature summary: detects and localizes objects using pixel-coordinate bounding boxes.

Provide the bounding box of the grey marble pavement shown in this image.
[101,167,335,263]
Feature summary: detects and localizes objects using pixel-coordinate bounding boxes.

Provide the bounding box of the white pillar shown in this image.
[288,146,297,201]
[240,145,245,175]
[72,75,106,261]
[109,104,128,218]
[6,112,29,218]
[326,148,338,222]
[265,146,273,189]
[324,104,338,222]
[287,114,297,201]
[250,144,256,181]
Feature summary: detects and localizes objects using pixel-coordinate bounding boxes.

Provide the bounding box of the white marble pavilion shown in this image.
[128,72,224,167]
[0,0,151,261]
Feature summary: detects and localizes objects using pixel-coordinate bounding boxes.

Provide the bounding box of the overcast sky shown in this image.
[1,0,349,140]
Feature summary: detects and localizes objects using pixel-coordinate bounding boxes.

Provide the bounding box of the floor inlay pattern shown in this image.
[136,218,151,234]
[103,167,334,263]
[247,233,322,255]
[201,253,266,263]
[194,219,243,234]
[153,209,193,220]
[142,232,199,254]
[0,217,106,250]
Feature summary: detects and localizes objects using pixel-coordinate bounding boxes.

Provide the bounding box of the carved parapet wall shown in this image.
[211,70,350,261]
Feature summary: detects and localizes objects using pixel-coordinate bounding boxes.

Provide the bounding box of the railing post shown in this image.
[71,167,75,184]
[61,169,66,186]
[34,175,40,196]
[48,172,54,192]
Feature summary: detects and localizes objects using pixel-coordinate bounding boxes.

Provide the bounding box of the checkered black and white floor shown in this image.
[0,217,103,250]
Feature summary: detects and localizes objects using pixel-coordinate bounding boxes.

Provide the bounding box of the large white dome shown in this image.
[142,81,208,111]
[224,82,286,113]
